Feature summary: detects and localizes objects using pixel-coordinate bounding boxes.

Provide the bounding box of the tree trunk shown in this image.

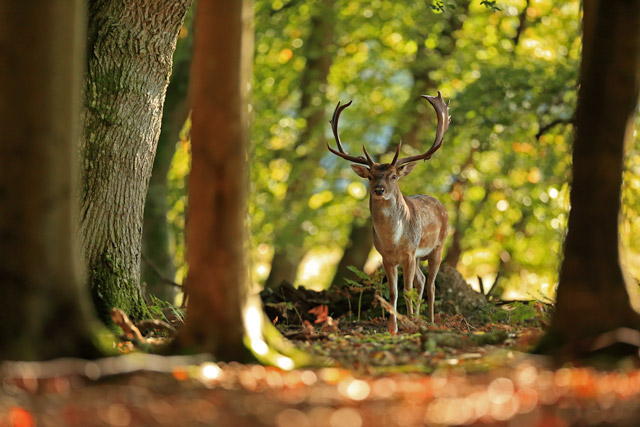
[265,252,299,289]
[179,0,255,361]
[332,218,374,286]
[0,0,101,360]
[263,0,336,290]
[443,227,462,267]
[142,12,193,302]
[538,0,640,361]
[79,0,192,324]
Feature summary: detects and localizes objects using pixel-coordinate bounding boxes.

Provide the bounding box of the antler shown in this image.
[393,91,451,167]
[327,101,373,166]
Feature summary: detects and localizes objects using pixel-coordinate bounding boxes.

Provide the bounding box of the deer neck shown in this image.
[370,190,409,245]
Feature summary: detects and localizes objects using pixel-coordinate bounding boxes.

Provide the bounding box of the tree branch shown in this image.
[512,0,531,51]
[141,253,183,288]
[535,117,573,141]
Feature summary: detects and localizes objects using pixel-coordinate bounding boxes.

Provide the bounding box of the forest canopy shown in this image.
[159,0,638,305]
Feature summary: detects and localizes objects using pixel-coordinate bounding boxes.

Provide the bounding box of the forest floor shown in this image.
[3,311,640,426]
[3,271,640,426]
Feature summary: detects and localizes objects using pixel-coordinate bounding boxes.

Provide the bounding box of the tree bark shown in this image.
[0,0,101,360]
[538,0,640,361]
[263,0,336,290]
[179,0,255,361]
[142,12,193,302]
[79,0,192,323]
[332,218,374,286]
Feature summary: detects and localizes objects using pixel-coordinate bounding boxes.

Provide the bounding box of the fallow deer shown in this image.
[328,92,450,333]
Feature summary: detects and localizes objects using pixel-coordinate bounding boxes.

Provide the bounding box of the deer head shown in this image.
[327,92,451,200]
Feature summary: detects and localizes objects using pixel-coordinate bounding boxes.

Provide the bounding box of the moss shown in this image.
[89,252,151,331]
[420,330,508,351]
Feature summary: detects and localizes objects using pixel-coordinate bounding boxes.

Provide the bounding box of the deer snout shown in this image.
[373,186,385,196]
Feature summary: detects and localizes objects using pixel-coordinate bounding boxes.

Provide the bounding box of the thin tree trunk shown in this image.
[142,13,194,301]
[80,0,192,324]
[538,0,640,361]
[265,252,299,288]
[264,0,336,289]
[332,219,374,286]
[179,0,255,360]
[0,0,101,360]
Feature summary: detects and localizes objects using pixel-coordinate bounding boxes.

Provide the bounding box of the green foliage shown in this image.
[345,265,371,282]
[166,119,191,284]
[164,0,639,300]
[479,300,551,327]
[430,1,457,13]
[343,265,389,320]
[479,1,500,12]
[403,288,424,316]
[344,265,387,299]
[147,293,185,324]
[507,301,539,325]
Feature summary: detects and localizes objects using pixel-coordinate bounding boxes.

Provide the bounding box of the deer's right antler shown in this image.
[327,101,373,166]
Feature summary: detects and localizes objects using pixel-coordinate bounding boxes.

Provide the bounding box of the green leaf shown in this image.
[346,265,371,281]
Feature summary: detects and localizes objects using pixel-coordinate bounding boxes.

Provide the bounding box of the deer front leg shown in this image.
[402,257,417,317]
[426,246,443,323]
[383,261,398,334]
[414,263,426,315]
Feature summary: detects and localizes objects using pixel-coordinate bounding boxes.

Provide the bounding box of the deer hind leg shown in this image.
[383,261,399,334]
[426,246,443,323]
[414,263,426,315]
[402,257,417,318]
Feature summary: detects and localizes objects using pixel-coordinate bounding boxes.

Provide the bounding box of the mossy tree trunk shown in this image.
[0,0,101,360]
[264,0,336,290]
[538,0,640,361]
[79,0,192,324]
[179,0,255,361]
[142,10,194,302]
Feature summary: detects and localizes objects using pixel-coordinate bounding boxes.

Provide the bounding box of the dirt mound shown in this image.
[261,264,490,325]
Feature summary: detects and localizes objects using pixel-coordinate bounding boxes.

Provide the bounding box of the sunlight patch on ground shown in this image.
[245,306,268,355]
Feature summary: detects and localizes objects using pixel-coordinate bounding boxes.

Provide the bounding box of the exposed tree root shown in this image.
[110,308,175,347]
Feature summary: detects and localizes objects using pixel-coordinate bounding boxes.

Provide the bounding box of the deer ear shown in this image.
[351,164,370,179]
[397,162,416,178]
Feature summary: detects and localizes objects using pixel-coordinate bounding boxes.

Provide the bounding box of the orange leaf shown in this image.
[308,305,329,324]
[10,407,33,427]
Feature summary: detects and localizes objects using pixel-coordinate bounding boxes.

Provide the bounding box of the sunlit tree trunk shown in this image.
[538,0,640,361]
[79,0,192,323]
[142,13,194,302]
[179,0,255,360]
[0,0,101,360]
[264,0,336,290]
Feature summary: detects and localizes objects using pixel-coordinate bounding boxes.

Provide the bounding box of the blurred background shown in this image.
[142,0,640,306]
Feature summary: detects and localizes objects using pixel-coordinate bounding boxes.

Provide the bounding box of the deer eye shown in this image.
[392,175,398,180]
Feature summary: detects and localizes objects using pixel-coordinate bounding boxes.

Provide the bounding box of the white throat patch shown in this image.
[392,218,403,244]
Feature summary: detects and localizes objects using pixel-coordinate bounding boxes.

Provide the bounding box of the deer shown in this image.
[328,92,450,334]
